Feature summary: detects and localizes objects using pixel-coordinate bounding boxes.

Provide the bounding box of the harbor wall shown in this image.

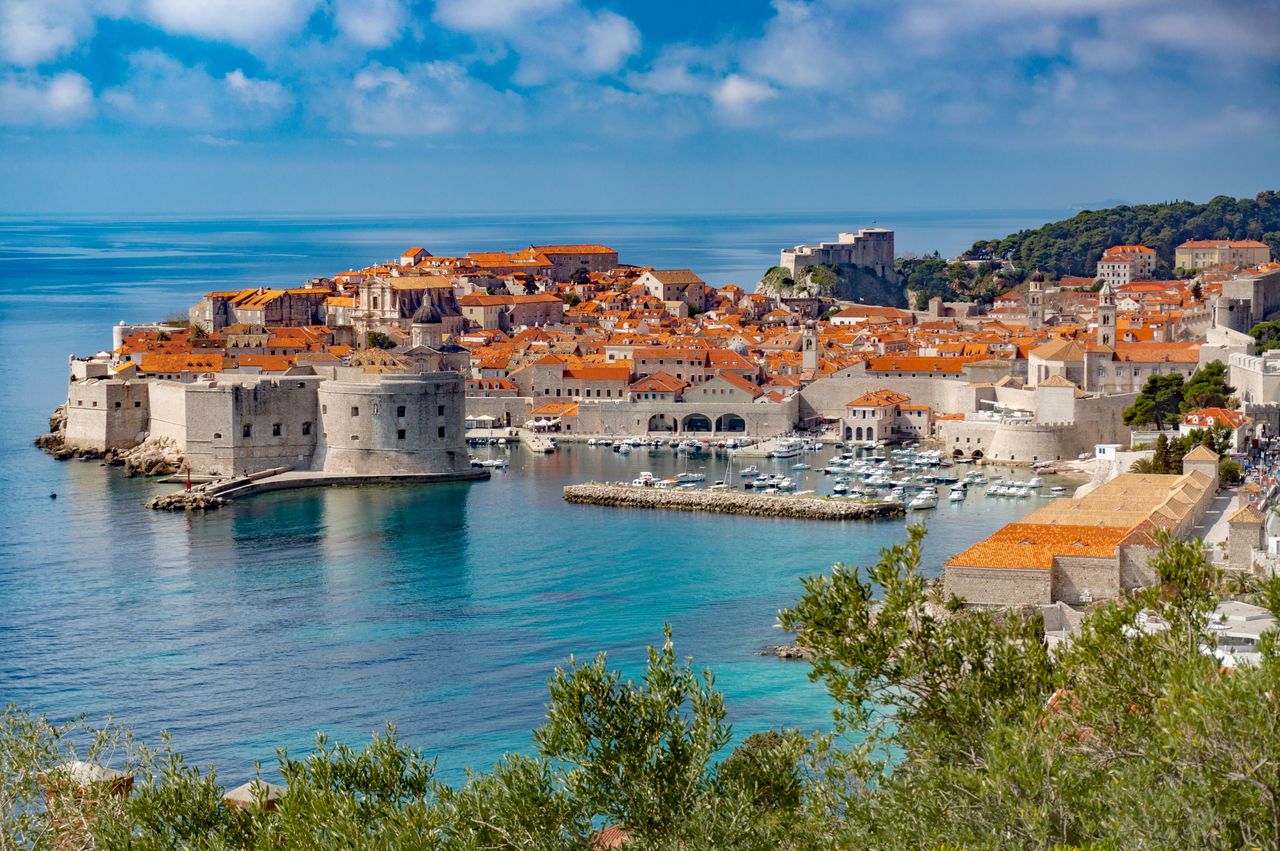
[798,375,980,421]
[563,482,904,521]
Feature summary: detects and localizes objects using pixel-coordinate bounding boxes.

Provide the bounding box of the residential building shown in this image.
[1176,240,1271,271]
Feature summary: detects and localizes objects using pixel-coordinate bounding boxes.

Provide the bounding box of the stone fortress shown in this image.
[64,359,473,479]
[60,267,477,480]
[779,228,896,279]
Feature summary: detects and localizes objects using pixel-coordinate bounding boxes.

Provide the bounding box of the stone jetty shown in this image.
[563,483,905,521]
[146,491,226,511]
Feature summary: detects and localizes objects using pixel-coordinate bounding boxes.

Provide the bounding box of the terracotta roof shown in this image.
[947,523,1129,569]
[531,244,617,255]
[645,269,704,285]
[1031,338,1086,362]
[1178,239,1269,249]
[1183,445,1220,462]
[531,401,579,416]
[629,371,688,393]
[1229,503,1265,524]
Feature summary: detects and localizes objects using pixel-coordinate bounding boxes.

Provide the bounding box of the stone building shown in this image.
[637,270,706,313]
[61,365,471,479]
[1095,245,1156,286]
[779,228,895,278]
[944,467,1218,607]
[530,244,619,280]
[1176,239,1271,271]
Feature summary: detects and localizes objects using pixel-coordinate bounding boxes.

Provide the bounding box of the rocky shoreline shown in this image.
[146,491,227,511]
[563,483,906,521]
[34,405,184,477]
[759,643,811,661]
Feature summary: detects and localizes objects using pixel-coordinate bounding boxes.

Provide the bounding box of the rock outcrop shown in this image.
[146,491,225,511]
[759,644,811,661]
[116,436,183,478]
[563,483,905,521]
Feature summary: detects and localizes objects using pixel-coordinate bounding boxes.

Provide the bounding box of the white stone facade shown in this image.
[779,228,895,278]
[61,368,470,478]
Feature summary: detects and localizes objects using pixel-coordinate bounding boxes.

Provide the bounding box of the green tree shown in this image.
[1153,433,1172,472]
[1180,360,1235,412]
[366,331,396,350]
[1250,319,1280,353]
[1123,373,1185,430]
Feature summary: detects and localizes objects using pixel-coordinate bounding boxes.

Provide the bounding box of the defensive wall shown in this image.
[61,370,470,479]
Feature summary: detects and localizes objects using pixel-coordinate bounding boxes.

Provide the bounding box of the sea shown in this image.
[0,210,1070,783]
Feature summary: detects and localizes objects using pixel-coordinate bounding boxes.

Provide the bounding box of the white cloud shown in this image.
[333,0,409,47]
[337,61,522,135]
[433,0,639,85]
[102,51,293,128]
[0,0,100,66]
[433,0,570,32]
[138,0,321,49]
[0,70,93,125]
[193,133,239,146]
[225,69,291,109]
[712,74,775,117]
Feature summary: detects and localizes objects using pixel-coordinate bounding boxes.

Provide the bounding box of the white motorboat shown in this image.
[908,493,938,510]
[675,472,706,483]
[1049,486,1068,496]
[792,463,811,471]
[949,489,966,502]
[739,465,760,477]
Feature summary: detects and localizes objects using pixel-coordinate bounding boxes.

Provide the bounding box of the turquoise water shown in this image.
[0,213,1064,782]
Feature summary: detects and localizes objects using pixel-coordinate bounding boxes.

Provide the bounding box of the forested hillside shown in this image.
[965,191,1280,277]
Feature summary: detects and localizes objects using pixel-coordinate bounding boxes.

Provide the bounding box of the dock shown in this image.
[563,483,905,521]
[147,467,490,511]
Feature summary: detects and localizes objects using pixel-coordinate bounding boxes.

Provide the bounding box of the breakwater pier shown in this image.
[563,483,905,520]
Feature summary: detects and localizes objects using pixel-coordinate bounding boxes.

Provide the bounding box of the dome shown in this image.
[1030,269,1045,282]
[412,301,443,324]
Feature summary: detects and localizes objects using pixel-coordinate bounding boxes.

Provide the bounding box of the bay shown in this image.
[0,211,1064,782]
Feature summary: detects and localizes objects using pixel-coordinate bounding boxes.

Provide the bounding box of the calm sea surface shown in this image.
[0,211,1068,782]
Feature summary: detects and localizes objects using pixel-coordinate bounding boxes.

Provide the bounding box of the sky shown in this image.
[1,0,1278,215]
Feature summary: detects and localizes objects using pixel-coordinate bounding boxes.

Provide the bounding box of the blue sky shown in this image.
[1,0,1278,214]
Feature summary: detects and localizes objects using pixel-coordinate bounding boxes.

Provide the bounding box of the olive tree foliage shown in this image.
[4,528,1280,849]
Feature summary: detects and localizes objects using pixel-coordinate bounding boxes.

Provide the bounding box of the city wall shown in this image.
[943,567,1051,607]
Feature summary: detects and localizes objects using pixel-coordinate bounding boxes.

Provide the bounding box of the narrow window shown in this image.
[321,404,327,414]
[397,405,406,418]
[437,426,445,438]
[272,423,282,437]
[114,401,121,408]
[302,422,312,435]
[351,406,359,417]
[243,424,252,438]
[397,428,406,440]
[437,405,444,416]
